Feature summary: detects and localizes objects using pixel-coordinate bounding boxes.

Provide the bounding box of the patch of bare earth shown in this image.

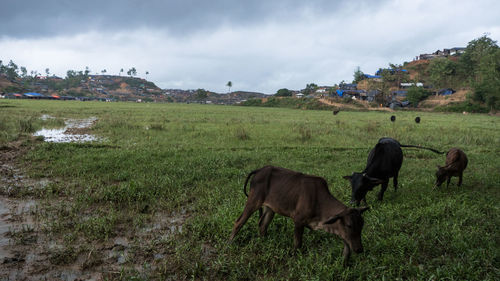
[1,139,190,280]
[419,89,469,108]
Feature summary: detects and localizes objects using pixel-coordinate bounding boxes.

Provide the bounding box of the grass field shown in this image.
[1,99,499,280]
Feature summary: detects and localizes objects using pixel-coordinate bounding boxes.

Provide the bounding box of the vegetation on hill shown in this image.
[0,62,162,101]
[405,35,499,110]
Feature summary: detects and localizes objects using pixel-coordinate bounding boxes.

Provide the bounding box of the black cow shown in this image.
[344,138,443,205]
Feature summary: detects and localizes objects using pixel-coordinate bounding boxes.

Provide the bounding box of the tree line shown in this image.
[0,61,149,81]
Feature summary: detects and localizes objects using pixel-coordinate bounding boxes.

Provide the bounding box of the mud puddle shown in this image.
[33,116,101,143]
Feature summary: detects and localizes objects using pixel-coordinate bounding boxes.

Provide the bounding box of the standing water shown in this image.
[33,117,101,143]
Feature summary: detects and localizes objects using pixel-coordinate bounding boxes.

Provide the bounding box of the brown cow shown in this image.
[435,148,468,188]
[229,166,369,266]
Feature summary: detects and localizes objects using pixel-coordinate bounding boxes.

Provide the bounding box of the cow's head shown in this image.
[343,173,385,205]
[323,207,369,253]
[434,165,448,187]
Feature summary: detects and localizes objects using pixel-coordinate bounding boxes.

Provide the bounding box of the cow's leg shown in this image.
[393,172,399,191]
[258,206,275,236]
[377,181,389,201]
[458,173,463,186]
[446,176,451,188]
[342,241,351,267]
[229,201,260,241]
[293,223,305,249]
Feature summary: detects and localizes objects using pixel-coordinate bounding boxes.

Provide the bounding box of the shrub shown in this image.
[435,101,489,113]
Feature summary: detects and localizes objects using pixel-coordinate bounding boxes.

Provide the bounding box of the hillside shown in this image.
[164,89,267,104]
[0,74,164,102]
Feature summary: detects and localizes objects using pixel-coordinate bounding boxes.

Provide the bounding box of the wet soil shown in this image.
[0,136,188,280]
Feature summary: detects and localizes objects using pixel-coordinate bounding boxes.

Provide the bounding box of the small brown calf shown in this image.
[229,166,369,266]
[435,148,468,188]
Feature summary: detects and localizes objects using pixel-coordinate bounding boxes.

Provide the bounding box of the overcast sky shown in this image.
[1,0,499,94]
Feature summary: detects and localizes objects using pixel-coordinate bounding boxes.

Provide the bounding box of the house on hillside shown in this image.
[444,47,466,56]
[315,87,328,93]
[336,89,366,99]
[363,74,382,79]
[400,82,424,88]
[339,83,357,90]
[437,88,455,95]
[367,90,381,102]
[418,47,466,60]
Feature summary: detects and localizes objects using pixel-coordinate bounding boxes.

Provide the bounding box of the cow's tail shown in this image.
[243,168,260,197]
[400,144,444,154]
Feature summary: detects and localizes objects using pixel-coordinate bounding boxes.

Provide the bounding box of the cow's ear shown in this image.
[324,215,341,224]
[342,175,352,181]
[357,207,369,214]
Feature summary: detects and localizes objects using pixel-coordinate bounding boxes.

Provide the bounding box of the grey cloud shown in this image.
[1,0,386,38]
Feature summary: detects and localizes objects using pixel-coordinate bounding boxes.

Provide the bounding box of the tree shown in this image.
[6,60,19,80]
[353,66,364,84]
[302,83,318,95]
[120,68,124,76]
[45,68,50,76]
[460,34,499,81]
[226,81,232,93]
[84,66,90,76]
[127,67,137,77]
[101,69,107,75]
[275,88,292,97]
[406,86,430,107]
[195,88,208,100]
[471,48,500,109]
[20,66,28,78]
[145,71,149,79]
[66,70,77,78]
[428,57,457,91]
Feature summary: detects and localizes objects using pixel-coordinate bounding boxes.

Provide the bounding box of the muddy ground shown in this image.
[1,122,188,280]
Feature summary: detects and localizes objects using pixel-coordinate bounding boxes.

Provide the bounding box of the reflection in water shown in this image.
[34,117,101,143]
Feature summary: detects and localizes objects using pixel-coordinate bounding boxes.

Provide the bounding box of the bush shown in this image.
[407,86,430,107]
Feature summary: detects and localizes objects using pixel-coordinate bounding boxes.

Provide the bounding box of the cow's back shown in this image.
[445,148,468,173]
[251,166,340,219]
[365,138,403,178]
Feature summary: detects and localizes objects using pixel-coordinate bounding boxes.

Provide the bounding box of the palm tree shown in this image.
[226,81,232,93]
[119,68,124,76]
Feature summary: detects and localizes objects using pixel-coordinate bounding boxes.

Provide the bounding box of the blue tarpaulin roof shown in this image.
[24,92,43,97]
[336,89,366,97]
[363,74,382,79]
[438,88,455,95]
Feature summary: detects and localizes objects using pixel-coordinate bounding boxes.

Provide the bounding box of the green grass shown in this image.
[0,99,499,280]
